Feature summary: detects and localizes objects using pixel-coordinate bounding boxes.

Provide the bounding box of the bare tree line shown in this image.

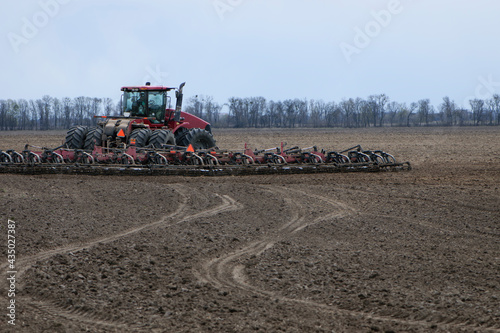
[189,94,500,128]
[0,96,116,131]
[1,94,499,131]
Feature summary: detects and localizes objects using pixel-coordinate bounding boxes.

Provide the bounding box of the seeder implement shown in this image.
[0,143,411,176]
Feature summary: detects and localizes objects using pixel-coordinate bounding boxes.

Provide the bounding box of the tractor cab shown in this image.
[121,84,174,124]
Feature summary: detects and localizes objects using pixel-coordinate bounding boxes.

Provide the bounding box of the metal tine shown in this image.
[254,147,280,154]
[301,146,318,152]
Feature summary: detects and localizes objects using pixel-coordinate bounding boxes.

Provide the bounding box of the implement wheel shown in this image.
[65,125,88,149]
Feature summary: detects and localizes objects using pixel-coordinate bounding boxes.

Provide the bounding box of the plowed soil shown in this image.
[0,127,499,333]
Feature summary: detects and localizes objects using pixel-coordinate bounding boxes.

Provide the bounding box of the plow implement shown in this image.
[0,143,411,176]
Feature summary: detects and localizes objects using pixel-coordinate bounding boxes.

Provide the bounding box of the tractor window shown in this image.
[124,91,147,116]
[148,91,166,122]
[123,90,166,122]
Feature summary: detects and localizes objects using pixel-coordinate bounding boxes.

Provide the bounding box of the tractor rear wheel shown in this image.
[181,128,216,149]
[65,126,89,149]
[149,129,175,148]
[174,127,190,147]
[129,128,152,147]
[84,126,103,151]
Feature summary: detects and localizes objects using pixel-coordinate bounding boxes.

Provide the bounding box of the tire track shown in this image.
[195,185,500,332]
[1,187,243,332]
[2,187,189,287]
[18,296,128,332]
[196,185,353,290]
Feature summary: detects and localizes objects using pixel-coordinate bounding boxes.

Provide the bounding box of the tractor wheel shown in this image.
[149,129,176,148]
[65,125,89,149]
[84,126,103,151]
[174,127,190,147]
[128,128,152,147]
[182,128,216,149]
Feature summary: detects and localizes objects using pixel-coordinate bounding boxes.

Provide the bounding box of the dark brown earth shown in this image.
[0,127,499,332]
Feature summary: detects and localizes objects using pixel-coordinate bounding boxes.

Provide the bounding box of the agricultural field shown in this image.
[0,126,499,332]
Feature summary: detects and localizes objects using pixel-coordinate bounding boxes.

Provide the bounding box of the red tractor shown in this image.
[64,82,216,151]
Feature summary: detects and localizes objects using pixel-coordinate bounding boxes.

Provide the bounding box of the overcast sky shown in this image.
[2,0,500,108]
